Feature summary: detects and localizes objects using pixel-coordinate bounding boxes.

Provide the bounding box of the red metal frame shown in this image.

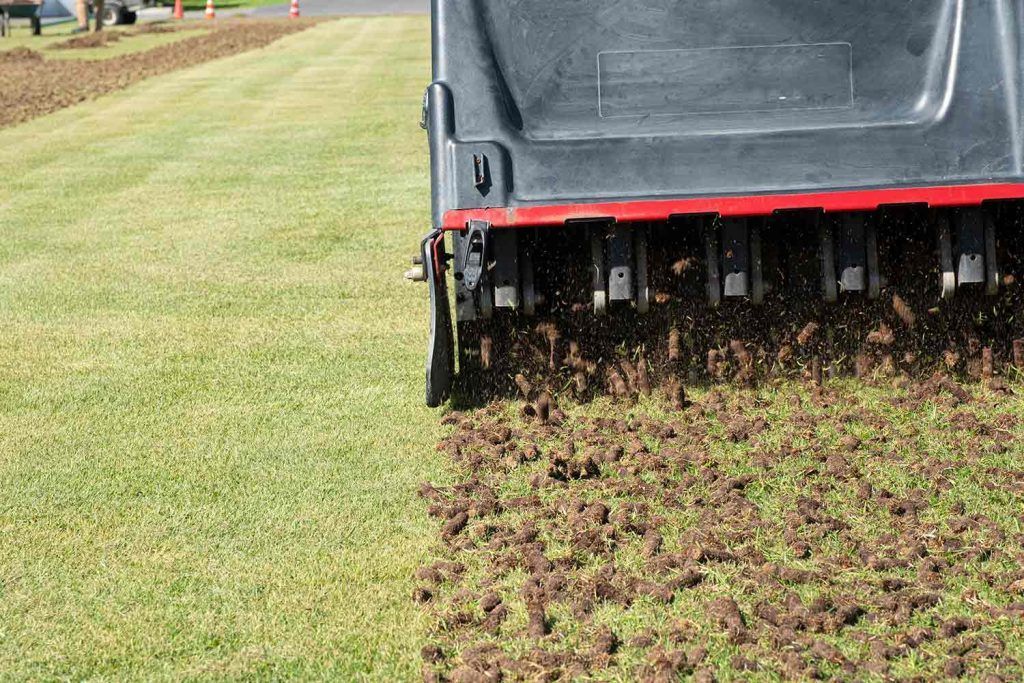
[442,182,1024,230]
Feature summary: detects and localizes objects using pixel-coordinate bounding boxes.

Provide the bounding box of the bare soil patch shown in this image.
[51,22,180,50]
[418,380,1024,680]
[0,19,317,129]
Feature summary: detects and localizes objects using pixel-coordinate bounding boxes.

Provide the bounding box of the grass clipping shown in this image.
[417,378,1024,681]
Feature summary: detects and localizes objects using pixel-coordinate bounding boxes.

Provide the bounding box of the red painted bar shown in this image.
[442,183,1024,230]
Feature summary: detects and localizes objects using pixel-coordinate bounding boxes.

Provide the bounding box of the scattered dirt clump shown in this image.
[417,381,1024,680]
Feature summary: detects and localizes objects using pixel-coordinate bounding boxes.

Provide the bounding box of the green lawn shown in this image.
[0,16,442,680]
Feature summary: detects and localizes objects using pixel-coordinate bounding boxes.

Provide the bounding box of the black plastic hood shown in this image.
[427,0,1024,228]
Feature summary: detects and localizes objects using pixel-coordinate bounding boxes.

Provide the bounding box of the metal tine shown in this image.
[866,219,881,299]
[705,217,722,307]
[591,227,607,315]
[819,215,839,303]
[634,225,650,314]
[751,219,765,306]
[984,211,1000,296]
[521,235,536,316]
[937,212,956,300]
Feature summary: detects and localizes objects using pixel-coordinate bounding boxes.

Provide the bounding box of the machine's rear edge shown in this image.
[442,183,1024,230]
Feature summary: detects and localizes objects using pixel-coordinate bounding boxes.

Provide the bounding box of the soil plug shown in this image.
[729,339,754,385]
[672,257,695,276]
[709,597,749,644]
[526,602,549,638]
[854,353,874,378]
[981,347,995,379]
[668,328,681,362]
[707,349,725,379]
[608,369,629,397]
[420,644,444,663]
[537,322,560,370]
[811,356,823,386]
[666,378,686,411]
[442,511,469,539]
[482,604,508,633]
[573,371,589,394]
[797,322,820,346]
[867,322,895,346]
[480,336,493,370]
[535,392,552,423]
[620,360,639,393]
[480,592,502,614]
[777,344,794,364]
[636,356,652,396]
[892,294,917,329]
[591,625,619,656]
[1014,339,1024,370]
[514,373,533,399]
[641,530,663,558]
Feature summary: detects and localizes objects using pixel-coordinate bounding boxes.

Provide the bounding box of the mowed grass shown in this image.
[0,16,443,680]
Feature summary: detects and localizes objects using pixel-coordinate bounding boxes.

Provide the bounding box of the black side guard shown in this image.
[423,230,454,407]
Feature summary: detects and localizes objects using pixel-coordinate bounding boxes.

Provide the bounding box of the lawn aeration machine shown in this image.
[408,0,1024,407]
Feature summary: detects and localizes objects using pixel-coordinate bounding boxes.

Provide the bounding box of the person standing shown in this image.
[73,0,103,32]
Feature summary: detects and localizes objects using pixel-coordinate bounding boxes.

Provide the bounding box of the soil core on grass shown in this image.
[0,19,317,129]
[417,380,1024,680]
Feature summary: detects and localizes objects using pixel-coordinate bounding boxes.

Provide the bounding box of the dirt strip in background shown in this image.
[417,378,1024,680]
[0,19,318,129]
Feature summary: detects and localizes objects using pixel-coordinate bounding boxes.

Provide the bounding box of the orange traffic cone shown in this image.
[172,0,183,19]
[204,0,215,19]
[288,0,299,18]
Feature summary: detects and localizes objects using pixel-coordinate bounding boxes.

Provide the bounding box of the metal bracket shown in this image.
[822,214,880,301]
[457,220,490,292]
[472,153,489,188]
[955,208,986,285]
[721,219,750,298]
[940,209,1000,299]
[491,230,520,310]
[607,226,634,303]
[837,214,868,293]
[706,218,764,305]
